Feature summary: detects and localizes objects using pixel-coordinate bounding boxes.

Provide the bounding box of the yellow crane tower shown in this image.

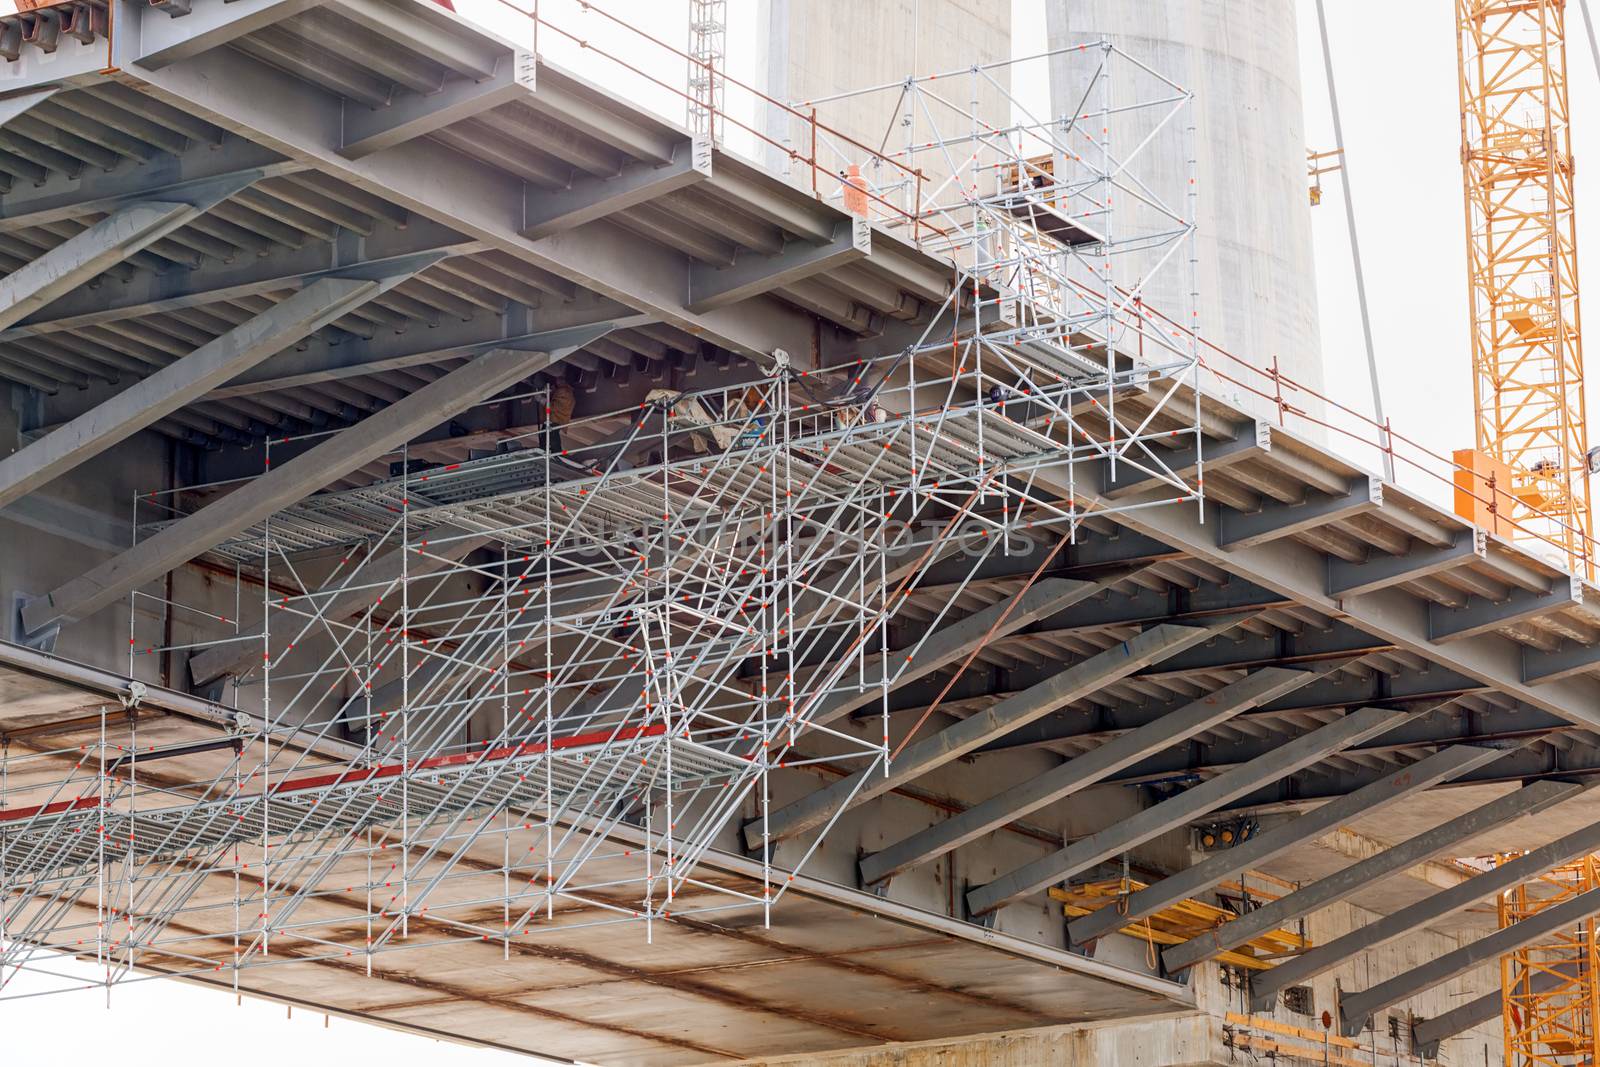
[1455,2,1597,1064]
[1454,0,1592,575]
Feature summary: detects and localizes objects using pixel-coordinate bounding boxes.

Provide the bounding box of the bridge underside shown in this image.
[0,650,1187,1065]
[1,0,1600,1064]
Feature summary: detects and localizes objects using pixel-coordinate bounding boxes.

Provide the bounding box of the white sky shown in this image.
[5,1,1600,1063]
[1006,0,1600,514]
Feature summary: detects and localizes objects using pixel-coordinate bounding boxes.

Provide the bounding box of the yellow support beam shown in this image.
[1050,880,1309,969]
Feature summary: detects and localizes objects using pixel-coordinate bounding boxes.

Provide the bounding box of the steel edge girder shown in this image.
[1027,466,1600,736]
[96,0,893,370]
[17,0,1600,859]
[0,214,480,342]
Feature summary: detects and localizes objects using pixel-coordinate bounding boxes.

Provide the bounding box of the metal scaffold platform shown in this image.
[18,1,1600,1063]
[0,0,1206,1024]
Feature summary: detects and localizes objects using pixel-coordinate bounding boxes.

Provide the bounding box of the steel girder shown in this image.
[857,666,1332,887]
[1249,816,1600,1015]
[0,213,476,344]
[100,1,856,368]
[0,266,440,507]
[1338,886,1600,1037]
[1031,456,1600,736]
[1066,742,1520,944]
[964,705,1411,917]
[1160,780,1584,973]
[20,338,604,633]
[746,620,1244,852]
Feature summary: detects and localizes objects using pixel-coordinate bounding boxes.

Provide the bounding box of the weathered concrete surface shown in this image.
[729,1013,1220,1066]
[1046,0,1324,428]
[755,0,1010,204]
[0,648,1192,1066]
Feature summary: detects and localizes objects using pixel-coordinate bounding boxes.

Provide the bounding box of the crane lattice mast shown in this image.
[1456,0,1592,576]
[1458,3,1598,1063]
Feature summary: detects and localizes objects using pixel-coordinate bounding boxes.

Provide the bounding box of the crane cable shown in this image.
[1582,0,1600,88]
[1313,0,1393,483]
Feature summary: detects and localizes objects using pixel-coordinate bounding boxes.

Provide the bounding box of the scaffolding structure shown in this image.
[797,39,1202,384]
[685,0,725,139]
[1456,0,1592,576]
[0,39,1205,1004]
[1499,856,1600,1066]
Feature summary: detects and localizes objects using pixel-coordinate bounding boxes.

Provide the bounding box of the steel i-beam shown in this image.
[810,573,1118,727]
[1022,452,1600,736]
[119,37,826,366]
[1250,813,1600,1012]
[1337,883,1600,1037]
[965,704,1406,917]
[1409,966,1574,1059]
[339,50,538,159]
[857,665,1331,886]
[1428,576,1584,643]
[135,0,325,69]
[1101,421,1271,498]
[1068,740,1516,945]
[688,219,871,312]
[1217,478,1383,550]
[521,136,712,239]
[746,618,1241,852]
[1326,528,1486,598]
[1525,639,1600,685]
[0,261,442,510]
[1160,778,1583,973]
[0,187,253,333]
[20,331,608,634]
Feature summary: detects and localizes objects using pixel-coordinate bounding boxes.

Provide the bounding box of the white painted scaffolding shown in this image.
[0,23,1204,1003]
